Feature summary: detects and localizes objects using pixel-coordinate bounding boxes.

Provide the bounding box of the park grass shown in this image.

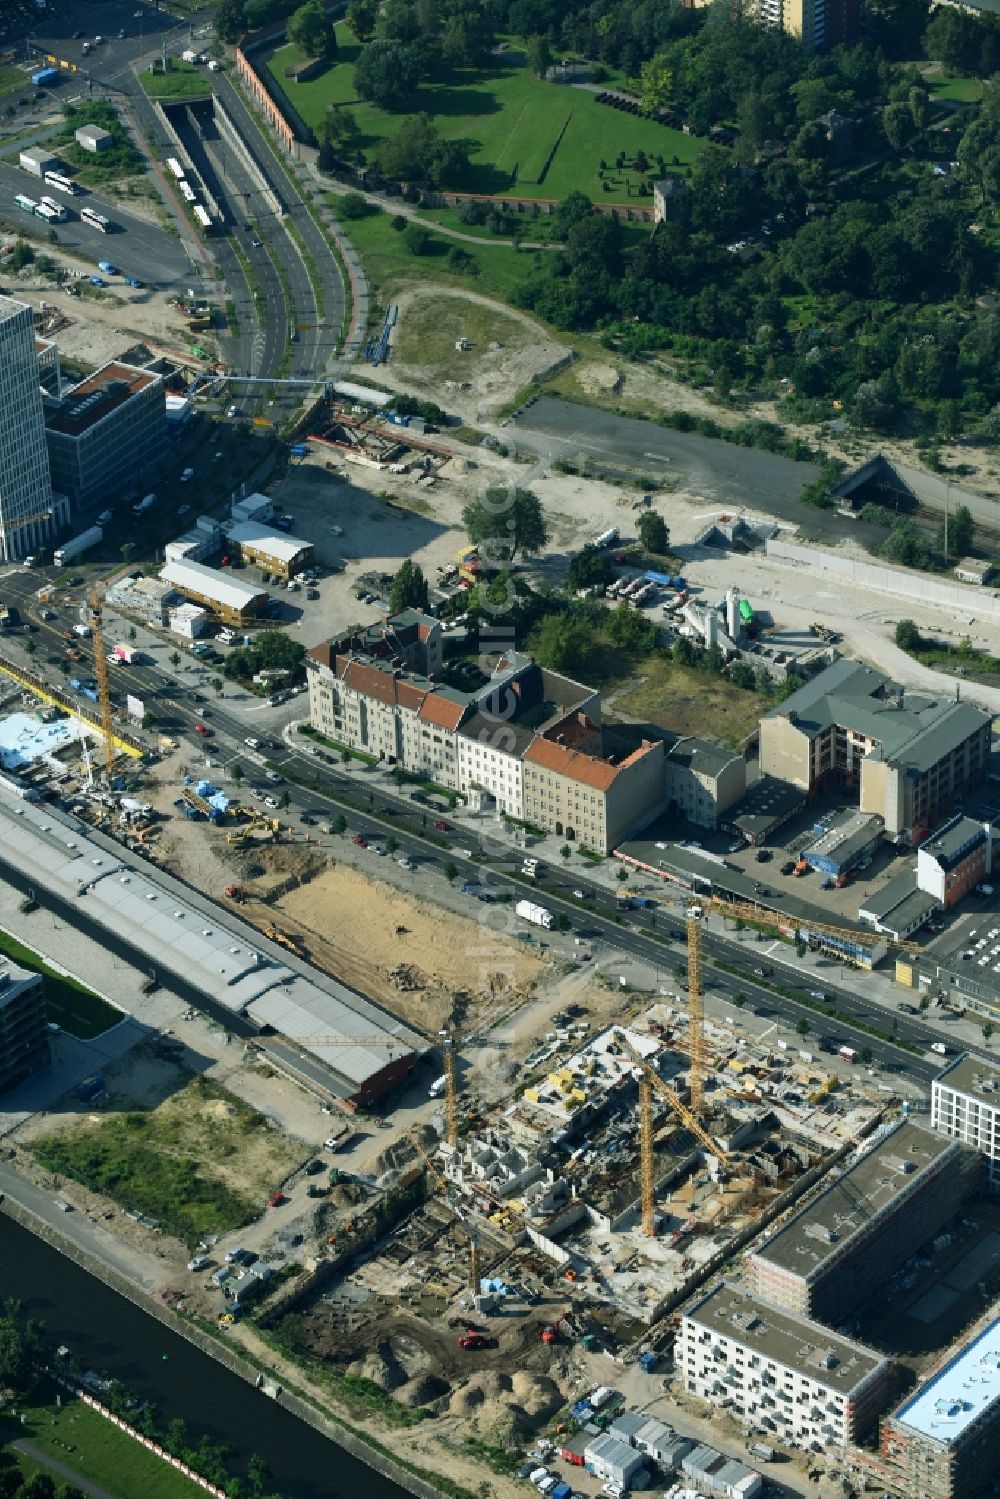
[0,927,119,1038]
[591,646,770,748]
[928,74,983,103]
[30,1074,309,1246]
[139,61,213,103]
[393,292,557,380]
[329,196,540,300]
[268,28,701,200]
[0,64,25,99]
[2,1385,206,1499]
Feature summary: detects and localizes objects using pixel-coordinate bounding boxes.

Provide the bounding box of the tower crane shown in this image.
[617,1033,732,1238]
[411,1134,482,1295]
[441,1029,459,1148]
[87,584,115,776]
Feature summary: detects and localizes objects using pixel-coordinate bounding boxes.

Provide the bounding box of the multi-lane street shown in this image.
[0,563,945,1090]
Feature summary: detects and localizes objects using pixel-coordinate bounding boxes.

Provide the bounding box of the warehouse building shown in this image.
[759,660,991,842]
[0,962,47,1094]
[878,1311,1000,1499]
[224,519,314,579]
[160,558,268,625]
[43,362,168,505]
[932,1053,1000,1193]
[678,1283,895,1450]
[801,809,883,877]
[746,1121,980,1322]
[0,789,419,1107]
[681,1445,763,1499]
[858,870,939,940]
[917,816,992,907]
[75,124,113,152]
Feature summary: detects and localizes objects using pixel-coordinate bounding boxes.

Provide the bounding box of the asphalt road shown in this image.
[0,159,192,286]
[0,567,943,1094]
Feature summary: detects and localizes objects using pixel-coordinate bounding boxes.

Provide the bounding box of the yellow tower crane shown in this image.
[412,1133,481,1294]
[87,585,115,776]
[442,1030,459,1148]
[618,1034,732,1238]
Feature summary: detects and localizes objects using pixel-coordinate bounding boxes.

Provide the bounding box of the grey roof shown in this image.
[0,791,417,1091]
[858,868,921,921]
[458,708,536,758]
[609,1410,648,1441]
[728,776,806,838]
[683,1283,890,1393]
[161,558,266,612]
[667,736,741,780]
[748,1121,960,1283]
[919,815,989,871]
[877,887,939,936]
[934,1052,1000,1108]
[805,810,882,865]
[764,660,990,774]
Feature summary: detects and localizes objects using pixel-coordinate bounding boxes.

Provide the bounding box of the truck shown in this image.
[72,623,92,638]
[97,259,118,276]
[132,494,156,515]
[516,899,553,930]
[113,643,136,665]
[53,525,102,566]
[31,66,59,87]
[838,1045,858,1062]
[586,527,619,551]
[428,1074,448,1099]
[182,48,199,62]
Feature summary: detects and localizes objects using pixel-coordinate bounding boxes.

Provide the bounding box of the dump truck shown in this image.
[515,899,553,930]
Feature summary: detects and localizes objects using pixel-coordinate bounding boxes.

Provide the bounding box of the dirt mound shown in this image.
[448,1384,486,1416]
[466,1402,533,1450]
[368,1124,438,1180]
[510,1372,561,1418]
[346,1351,406,1391]
[329,1182,365,1209]
[396,1373,449,1407]
[578,362,622,394]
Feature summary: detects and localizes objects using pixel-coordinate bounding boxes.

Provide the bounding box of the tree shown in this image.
[0,1322,30,1392]
[169,651,181,669]
[215,0,247,43]
[462,486,548,563]
[24,640,34,656]
[121,542,135,565]
[732,993,745,1008]
[280,789,291,809]
[0,1475,23,1499]
[940,503,973,559]
[443,860,457,882]
[859,1047,873,1065]
[346,0,379,39]
[525,34,551,78]
[403,222,432,255]
[332,812,347,835]
[984,1020,994,1045]
[337,191,374,220]
[288,0,337,58]
[551,911,570,931]
[389,559,429,612]
[883,101,916,153]
[637,511,669,553]
[377,114,471,188]
[527,612,592,674]
[606,604,656,651]
[639,53,672,117]
[566,550,614,591]
[894,619,924,651]
[128,625,137,642]
[385,835,398,854]
[560,844,571,860]
[247,1456,270,1499]
[795,1018,810,1036]
[354,40,421,110]
[57,1486,87,1499]
[20,1475,55,1499]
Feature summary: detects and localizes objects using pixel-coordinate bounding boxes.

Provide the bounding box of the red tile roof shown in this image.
[419,695,467,731]
[523,737,620,791]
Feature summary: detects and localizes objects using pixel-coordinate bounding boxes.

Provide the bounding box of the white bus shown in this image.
[34,202,58,222]
[192,204,211,228]
[43,170,76,195]
[39,196,67,221]
[166,156,185,180]
[80,206,110,232]
[15,193,36,214]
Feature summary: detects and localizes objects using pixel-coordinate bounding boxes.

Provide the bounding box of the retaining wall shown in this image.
[764,537,1000,623]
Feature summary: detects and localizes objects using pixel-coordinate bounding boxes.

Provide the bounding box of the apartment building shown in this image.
[746,1121,980,1322]
[917,816,992,907]
[44,361,167,505]
[0,963,47,1093]
[523,714,665,854]
[759,660,991,842]
[679,1283,894,1451]
[665,737,746,830]
[932,1053,1000,1193]
[751,0,859,48]
[879,1312,1000,1499]
[0,295,62,562]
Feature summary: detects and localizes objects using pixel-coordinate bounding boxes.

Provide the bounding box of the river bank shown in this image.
[0,1191,488,1499]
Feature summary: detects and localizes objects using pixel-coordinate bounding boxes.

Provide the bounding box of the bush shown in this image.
[403,222,433,255]
[337,191,377,219]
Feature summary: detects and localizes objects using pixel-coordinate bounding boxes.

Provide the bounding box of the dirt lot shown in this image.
[273,863,545,1034]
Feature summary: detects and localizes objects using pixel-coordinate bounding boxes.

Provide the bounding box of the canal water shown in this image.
[2,1216,410,1499]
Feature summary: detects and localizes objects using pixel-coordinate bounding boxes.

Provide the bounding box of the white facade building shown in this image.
[678,1283,894,1450]
[0,295,62,560]
[932,1052,1000,1191]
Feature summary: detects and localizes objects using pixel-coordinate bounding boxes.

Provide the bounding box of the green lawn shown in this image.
[269,29,701,200]
[928,74,983,103]
[591,647,771,748]
[2,1387,205,1499]
[0,927,119,1038]
[139,60,213,102]
[0,64,26,99]
[330,196,541,299]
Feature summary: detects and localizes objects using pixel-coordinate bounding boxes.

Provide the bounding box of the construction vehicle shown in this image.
[457,1332,488,1351]
[541,1315,566,1346]
[225,884,246,902]
[262,924,307,959]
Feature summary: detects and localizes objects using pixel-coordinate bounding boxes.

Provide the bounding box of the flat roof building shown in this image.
[932,1052,1000,1192]
[44,362,167,505]
[746,1121,980,1322]
[0,295,62,562]
[917,816,992,908]
[0,962,47,1093]
[802,809,883,877]
[879,1312,1000,1499]
[760,660,991,843]
[224,519,314,579]
[160,559,268,625]
[679,1283,894,1450]
[75,124,113,152]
